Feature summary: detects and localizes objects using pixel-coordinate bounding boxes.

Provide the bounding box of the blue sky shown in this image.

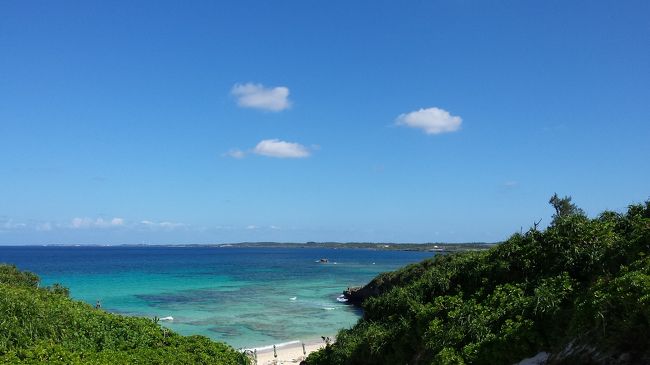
[1,1,648,244]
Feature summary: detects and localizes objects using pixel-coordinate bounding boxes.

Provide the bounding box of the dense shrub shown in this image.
[307,198,650,364]
[0,265,248,364]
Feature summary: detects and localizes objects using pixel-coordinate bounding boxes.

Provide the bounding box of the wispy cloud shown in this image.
[396,107,462,135]
[1,218,56,233]
[69,217,184,230]
[139,220,186,230]
[1,219,27,231]
[1,216,187,234]
[70,217,125,229]
[245,224,281,230]
[231,83,291,112]
[252,139,311,158]
[223,148,246,159]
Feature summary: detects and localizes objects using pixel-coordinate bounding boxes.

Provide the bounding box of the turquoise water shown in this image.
[0,246,434,348]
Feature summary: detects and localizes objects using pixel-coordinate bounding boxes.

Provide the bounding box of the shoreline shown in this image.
[242,337,334,364]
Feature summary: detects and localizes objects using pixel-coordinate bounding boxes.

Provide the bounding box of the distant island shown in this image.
[214,241,494,252]
[34,241,495,253]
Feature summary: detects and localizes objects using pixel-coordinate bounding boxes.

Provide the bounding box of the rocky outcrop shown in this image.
[342,278,392,306]
[342,286,369,306]
[342,260,435,306]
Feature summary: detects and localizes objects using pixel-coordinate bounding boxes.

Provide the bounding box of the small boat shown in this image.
[318,258,329,263]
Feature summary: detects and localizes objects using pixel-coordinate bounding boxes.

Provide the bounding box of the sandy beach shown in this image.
[243,338,331,365]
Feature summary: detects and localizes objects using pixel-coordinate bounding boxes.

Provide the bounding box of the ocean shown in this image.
[0,245,434,349]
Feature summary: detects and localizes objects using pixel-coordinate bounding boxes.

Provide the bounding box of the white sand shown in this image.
[243,339,331,365]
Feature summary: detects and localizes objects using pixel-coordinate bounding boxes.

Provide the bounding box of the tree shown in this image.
[549,193,583,220]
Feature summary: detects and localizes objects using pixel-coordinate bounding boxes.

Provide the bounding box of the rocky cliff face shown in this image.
[342,273,398,306]
[342,286,373,306]
[342,260,435,306]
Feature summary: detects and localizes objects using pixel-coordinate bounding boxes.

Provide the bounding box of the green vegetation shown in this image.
[0,265,248,364]
[307,197,650,364]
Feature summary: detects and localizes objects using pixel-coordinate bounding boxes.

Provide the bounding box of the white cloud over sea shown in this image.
[139,220,186,230]
[396,107,462,135]
[0,217,187,232]
[231,83,291,112]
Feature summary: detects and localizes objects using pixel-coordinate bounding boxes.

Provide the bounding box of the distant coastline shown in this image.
[2,241,496,253]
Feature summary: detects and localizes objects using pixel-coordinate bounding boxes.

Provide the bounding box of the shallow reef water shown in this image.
[0,245,433,348]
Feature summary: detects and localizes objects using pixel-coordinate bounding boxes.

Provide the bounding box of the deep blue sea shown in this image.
[0,246,434,348]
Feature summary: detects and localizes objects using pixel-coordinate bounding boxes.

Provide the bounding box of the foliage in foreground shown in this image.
[308,196,650,364]
[0,265,248,364]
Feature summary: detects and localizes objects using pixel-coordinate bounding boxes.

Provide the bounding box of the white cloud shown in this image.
[2,219,26,230]
[111,217,124,226]
[159,221,184,229]
[71,217,92,229]
[231,83,291,112]
[253,139,310,158]
[396,107,462,135]
[1,216,186,233]
[223,148,246,159]
[71,217,125,229]
[139,220,185,230]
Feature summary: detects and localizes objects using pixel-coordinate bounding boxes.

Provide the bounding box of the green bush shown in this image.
[0,264,39,288]
[307,197,650,364]
[0,265,248,364]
